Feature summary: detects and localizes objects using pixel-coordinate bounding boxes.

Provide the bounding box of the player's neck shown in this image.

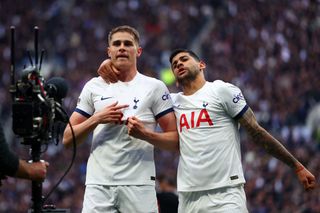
[182,76,206,96]
[118,67,138,82]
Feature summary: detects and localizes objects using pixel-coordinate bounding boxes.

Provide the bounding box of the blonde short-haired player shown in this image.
[63,26,178,213]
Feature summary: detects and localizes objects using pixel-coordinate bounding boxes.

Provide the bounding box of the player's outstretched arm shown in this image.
[238,107,316,191]
[127,113,179,151]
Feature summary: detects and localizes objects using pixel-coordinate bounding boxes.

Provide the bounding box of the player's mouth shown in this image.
[178,68,187,75]
[116,54,129,59]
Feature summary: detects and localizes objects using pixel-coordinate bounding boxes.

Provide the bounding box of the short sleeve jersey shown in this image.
[76,73,174,186]
[171,80,248,192]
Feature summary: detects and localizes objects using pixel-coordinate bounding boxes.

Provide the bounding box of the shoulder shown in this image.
[138,73,164,84]
[137,73,167,88]
[83,76,108,90]
[211,80,241,94]
[170,92,185,105]
[170,92,178,101]
[212,79,234,89]
[87,76,106,85]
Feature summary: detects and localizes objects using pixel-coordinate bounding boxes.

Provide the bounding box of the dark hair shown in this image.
[169,49,200,64]
[108,25,140,45]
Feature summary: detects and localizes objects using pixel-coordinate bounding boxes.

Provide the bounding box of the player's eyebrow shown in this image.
[172,55,189,68]
[111,40,134,46]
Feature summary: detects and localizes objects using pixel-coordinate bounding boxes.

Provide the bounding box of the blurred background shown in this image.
[0,0,320,212]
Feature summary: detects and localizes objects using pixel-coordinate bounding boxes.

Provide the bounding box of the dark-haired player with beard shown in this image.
[98,48,316,212]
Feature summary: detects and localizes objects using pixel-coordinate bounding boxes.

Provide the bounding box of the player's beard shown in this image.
[176,67,200,86]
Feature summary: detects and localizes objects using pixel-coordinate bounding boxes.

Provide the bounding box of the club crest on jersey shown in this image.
[203,101,208,108]
[179,109,213,132]
[133,97,139,109]
[162,92,170,101]
[233,92,244,103]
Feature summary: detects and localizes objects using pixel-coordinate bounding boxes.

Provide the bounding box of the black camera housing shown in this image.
[10,66,55,145]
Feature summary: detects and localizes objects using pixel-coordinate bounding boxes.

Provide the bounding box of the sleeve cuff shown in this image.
[155,108,174,120]
[233,105,249,120]
[75,108,91,118]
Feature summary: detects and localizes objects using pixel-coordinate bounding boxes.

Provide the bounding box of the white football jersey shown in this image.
[171,80,248,192]
[76,72,174,186]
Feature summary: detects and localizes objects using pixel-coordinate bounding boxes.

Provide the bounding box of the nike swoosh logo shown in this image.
[101,96,113,100]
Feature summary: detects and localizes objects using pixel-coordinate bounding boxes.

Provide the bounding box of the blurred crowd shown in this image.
[0,0,319,212]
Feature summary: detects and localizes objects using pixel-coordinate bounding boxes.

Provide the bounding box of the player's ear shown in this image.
[199,60,206,70]
[137,47,142,57]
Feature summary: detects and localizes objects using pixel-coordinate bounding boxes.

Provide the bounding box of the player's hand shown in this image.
[127,116,148,140]
[94,102,129,124]
[97,59,120,83]
[295,165,316,191]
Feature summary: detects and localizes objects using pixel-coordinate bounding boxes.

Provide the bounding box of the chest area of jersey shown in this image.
[92,86,152,117]
[174,98,222,132]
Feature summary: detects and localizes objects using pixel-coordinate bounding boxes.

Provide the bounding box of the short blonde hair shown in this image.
[108,25,140,46]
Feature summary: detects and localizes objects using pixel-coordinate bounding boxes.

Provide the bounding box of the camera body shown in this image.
[10,66,55,145]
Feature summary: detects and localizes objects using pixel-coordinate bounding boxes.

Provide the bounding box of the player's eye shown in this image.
[172,62,177,69]
[112,41,121,46]
[181,56,188,62]
[124,41,134,46]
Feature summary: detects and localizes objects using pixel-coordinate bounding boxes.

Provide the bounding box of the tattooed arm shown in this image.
[238,107,316,190]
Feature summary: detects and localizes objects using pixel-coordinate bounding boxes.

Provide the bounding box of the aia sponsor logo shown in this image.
[179,109,213,132]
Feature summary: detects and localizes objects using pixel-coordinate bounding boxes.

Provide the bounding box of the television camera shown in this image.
[9,26,70,213]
